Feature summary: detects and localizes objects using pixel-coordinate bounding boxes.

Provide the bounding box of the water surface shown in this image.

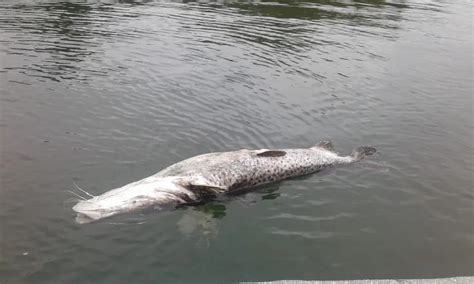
[0,0,473,283]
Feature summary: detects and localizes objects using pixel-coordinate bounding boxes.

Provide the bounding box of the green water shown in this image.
[0,0,472,283]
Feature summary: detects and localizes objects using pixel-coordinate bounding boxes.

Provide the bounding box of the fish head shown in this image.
[72,177,192,224]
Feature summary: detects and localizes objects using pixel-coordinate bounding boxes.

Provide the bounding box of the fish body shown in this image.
[72,140,375,223]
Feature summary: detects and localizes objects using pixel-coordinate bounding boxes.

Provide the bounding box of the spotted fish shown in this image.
[72,140,376,223]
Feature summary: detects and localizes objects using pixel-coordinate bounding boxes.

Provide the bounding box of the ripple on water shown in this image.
[0,0,404,153]
[264,212,356,222]
[269,228,339,240]
[1,0,473,282]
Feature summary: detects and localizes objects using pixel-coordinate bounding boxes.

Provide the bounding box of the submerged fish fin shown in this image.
[256,150,286,157]
[314,139,335,152]
[351,146,376,161]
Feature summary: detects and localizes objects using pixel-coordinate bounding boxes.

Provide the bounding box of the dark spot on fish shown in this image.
[257,150,286,157]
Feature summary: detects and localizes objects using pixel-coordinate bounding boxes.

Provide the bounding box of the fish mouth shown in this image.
[72,200,108,224]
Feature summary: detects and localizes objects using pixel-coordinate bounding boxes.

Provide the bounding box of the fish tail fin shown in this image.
[351,146,376,161]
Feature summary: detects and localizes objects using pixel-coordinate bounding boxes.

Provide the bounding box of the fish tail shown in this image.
[350,146,376,161]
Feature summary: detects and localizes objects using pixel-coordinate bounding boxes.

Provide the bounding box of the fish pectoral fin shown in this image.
[185,184,227,201]
[182,176,227,194]
[256,150,286,157]
[187,184,226,193]
[314,139,335,152]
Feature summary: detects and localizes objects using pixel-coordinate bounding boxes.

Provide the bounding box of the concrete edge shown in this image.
[240,276,474,284]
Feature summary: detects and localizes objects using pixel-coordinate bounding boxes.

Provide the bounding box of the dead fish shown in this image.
[72,140,376,224]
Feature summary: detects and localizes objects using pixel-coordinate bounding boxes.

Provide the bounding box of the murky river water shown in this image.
[0,0,472,283]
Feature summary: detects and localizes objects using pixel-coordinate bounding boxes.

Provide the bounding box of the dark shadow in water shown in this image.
[228,0,407,22]
[186,0,408,50]
[0,0,410,83]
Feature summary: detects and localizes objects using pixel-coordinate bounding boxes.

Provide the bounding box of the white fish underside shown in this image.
[72,141,375,223]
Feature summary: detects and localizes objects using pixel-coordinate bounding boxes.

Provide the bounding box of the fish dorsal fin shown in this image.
[256,150,286,157]
[314,139,335,152]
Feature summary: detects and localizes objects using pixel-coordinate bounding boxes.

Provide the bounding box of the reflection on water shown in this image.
[0,0,473,283]
[1,0,409,83]
[177,207,220,242]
